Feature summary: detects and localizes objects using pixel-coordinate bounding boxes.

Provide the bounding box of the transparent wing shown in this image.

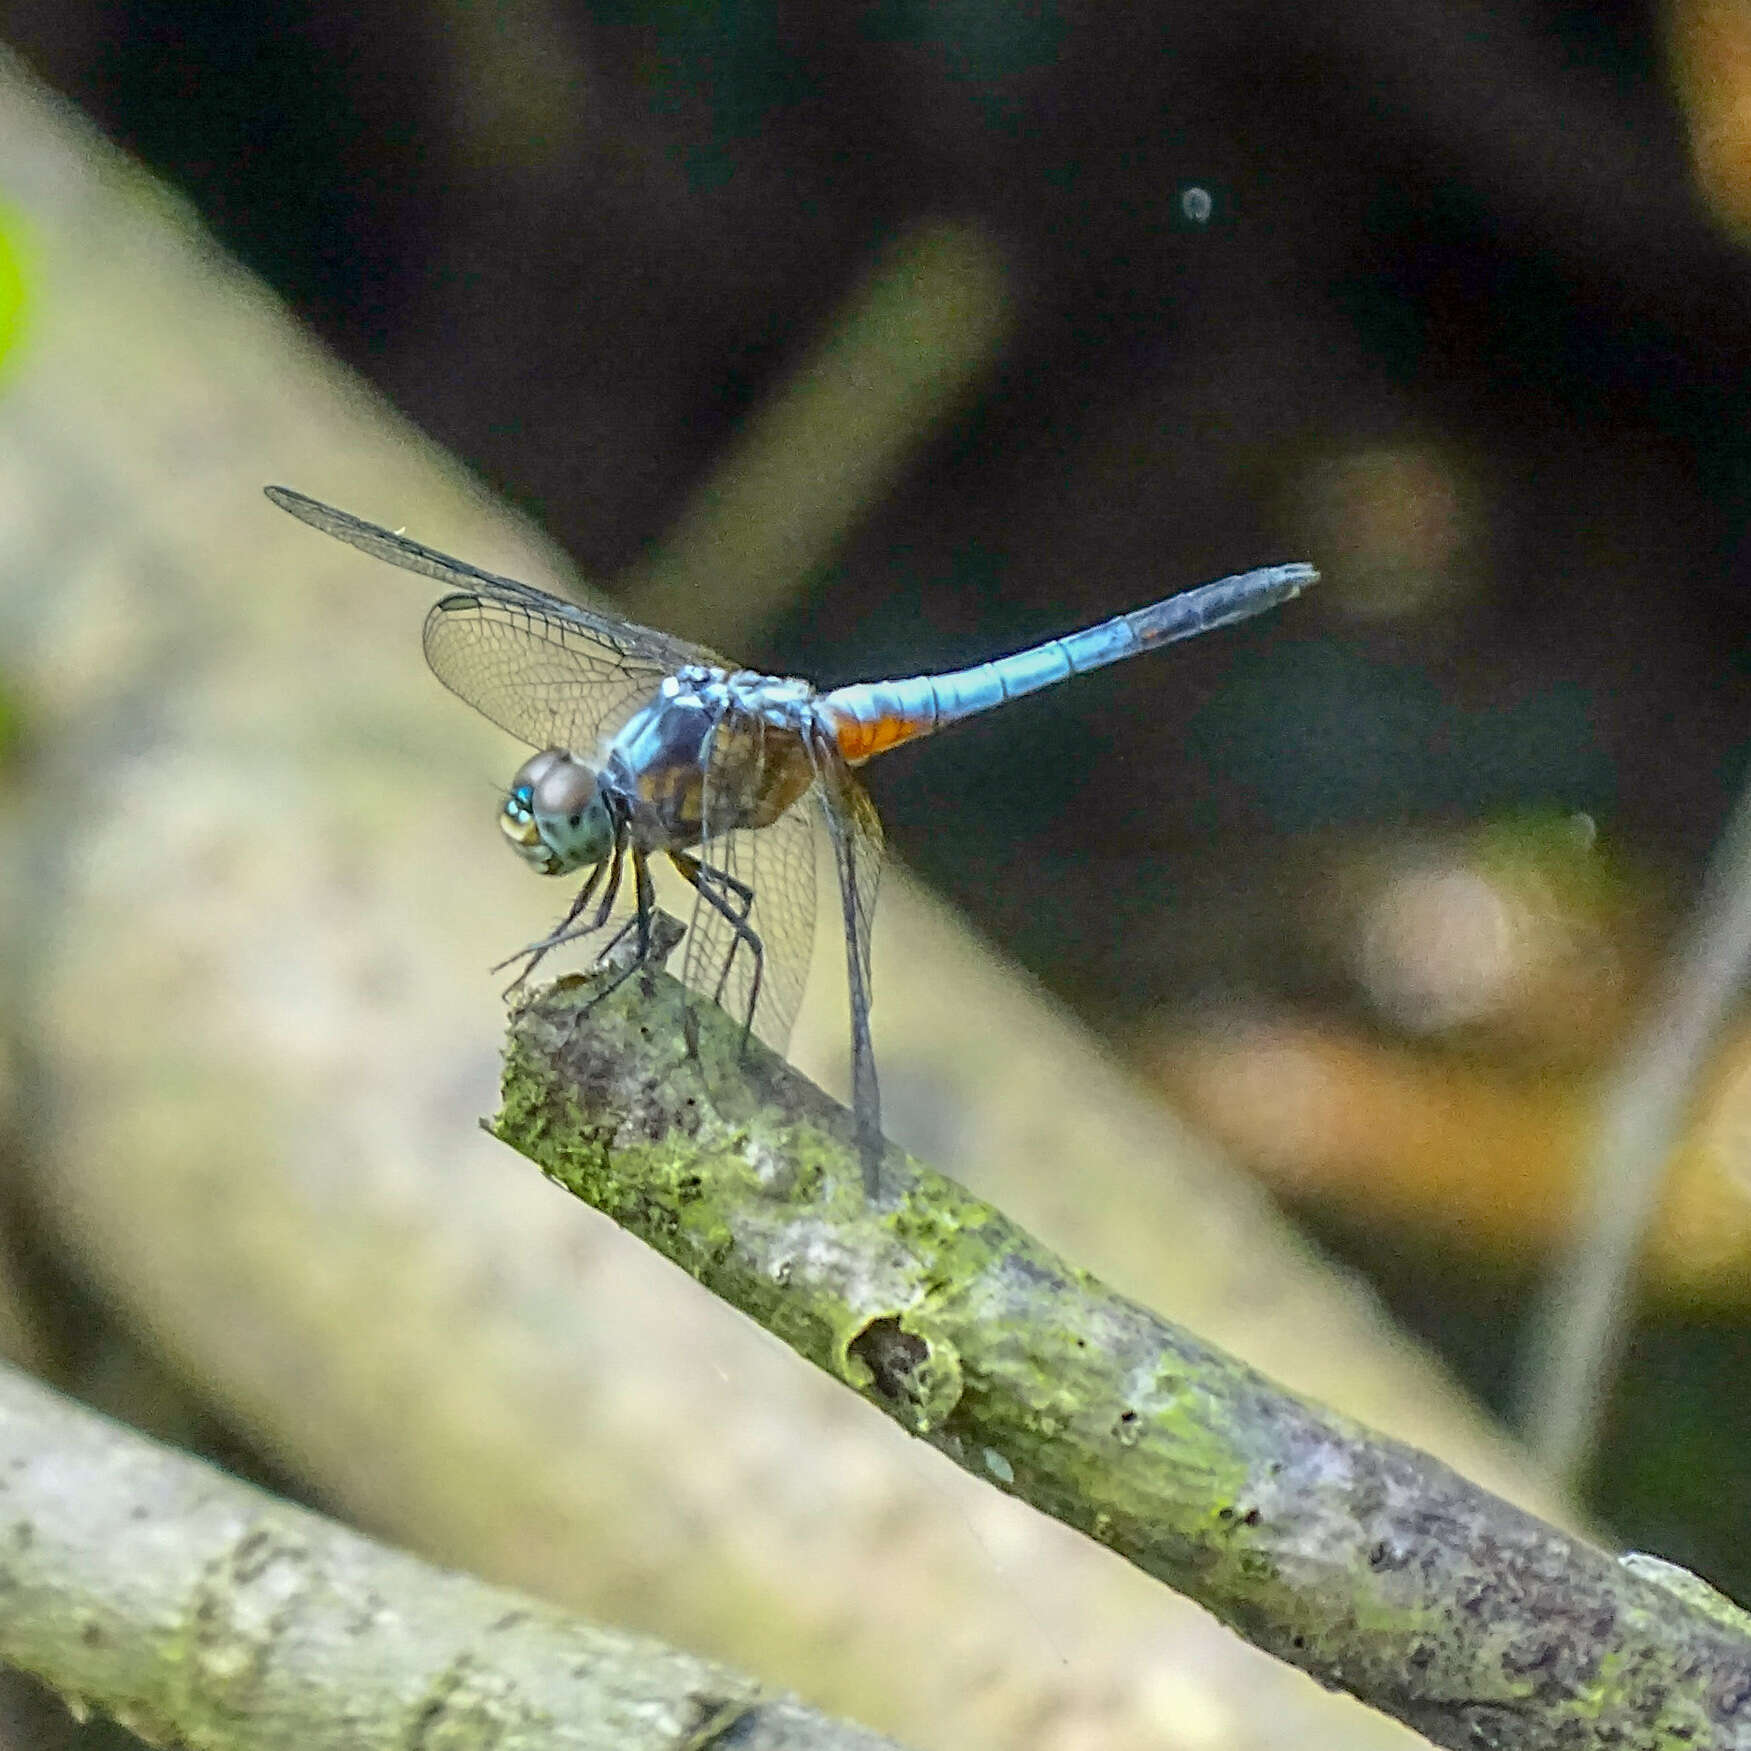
[800,721,883,996]
[422,597,681,757]
[681,710,818,1054]
[834,768,884,998]
[266,485,728,751]
[809,724,886,1184]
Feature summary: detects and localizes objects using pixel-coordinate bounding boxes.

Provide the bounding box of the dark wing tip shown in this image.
[265,483,369,542]
[264,485,521,598]
[264,483,376,541]
[264,483,317,517]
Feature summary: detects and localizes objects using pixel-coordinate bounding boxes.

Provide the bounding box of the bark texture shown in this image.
[497,970,1751,1751]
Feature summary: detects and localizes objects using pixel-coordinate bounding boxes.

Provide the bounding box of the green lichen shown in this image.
[492,967,1751,1750]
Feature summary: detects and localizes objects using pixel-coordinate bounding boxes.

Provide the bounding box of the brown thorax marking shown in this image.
[620,667,819,846]
[681,715,814,835]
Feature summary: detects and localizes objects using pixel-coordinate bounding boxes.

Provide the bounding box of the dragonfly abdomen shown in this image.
[819,560,1316,764]
[819,661,1061,762]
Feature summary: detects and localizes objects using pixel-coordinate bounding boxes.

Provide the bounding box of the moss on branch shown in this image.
[495,966,1751,1751]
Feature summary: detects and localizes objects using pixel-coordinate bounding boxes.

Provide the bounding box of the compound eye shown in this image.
[509,749,565,793]
[531,757,600,823]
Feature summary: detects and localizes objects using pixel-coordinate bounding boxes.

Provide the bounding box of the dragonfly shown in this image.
[266,483,1316,1195]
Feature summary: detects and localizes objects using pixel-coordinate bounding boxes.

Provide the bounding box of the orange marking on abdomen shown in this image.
[834,711,930,765]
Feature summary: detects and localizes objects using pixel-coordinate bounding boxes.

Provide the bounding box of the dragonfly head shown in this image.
[501,749,614,875]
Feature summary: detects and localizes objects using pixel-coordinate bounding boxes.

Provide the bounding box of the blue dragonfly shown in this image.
[267,484,1314,1193]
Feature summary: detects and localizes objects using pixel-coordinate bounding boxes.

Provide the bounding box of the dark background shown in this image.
[9,0,1751,1607]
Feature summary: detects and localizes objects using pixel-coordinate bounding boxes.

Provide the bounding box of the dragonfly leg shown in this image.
[671,849,755,923]
[572,847,660,1018]
[495,832,625,994]
[669,850,764,1051]
[706,864,756,917]
[700,868,757,1008]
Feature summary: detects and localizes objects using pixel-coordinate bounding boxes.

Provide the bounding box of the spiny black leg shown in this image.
[701,861,760,1020]
[672,853,757,1009]
[634,844,656,959]
[588,912,639,966]
[576,847,660,1016]
[669,850,765,1050]
[674,849,754,921]
[712,865,756,915]
[495,864,605,993]
[706,870,767,1047]
[494,858,606,974]
[592,833,627,929]
[586,837,658,960]
[495,833,624,994]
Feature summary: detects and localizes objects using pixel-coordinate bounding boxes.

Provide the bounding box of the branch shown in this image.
[0,1360,909,1751]
[494,966,1751,1751]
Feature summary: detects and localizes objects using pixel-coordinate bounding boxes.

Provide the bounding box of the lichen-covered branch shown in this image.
[0,1360,908,1751]
[495,968,1751,1751]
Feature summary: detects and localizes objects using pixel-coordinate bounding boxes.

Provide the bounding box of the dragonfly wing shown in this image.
[423,595,676,755]
[808,725,886,1189]
[682,709,817,1054]
[820,758,883,996]
[266,485,727,751]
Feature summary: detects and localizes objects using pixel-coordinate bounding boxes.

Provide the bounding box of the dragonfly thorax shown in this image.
[501,748,615,876]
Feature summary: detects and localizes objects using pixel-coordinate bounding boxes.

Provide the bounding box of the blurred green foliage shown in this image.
[0,196,29,380]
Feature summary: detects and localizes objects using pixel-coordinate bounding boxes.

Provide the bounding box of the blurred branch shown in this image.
[0,1359,907,1751]
[620,219,1011,652]
[495,967,1751,1751]
[1521,773,1751,1485]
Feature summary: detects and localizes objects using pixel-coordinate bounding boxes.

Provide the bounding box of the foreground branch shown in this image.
[0,1362,907,1751]
[495,969,1751,1751]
